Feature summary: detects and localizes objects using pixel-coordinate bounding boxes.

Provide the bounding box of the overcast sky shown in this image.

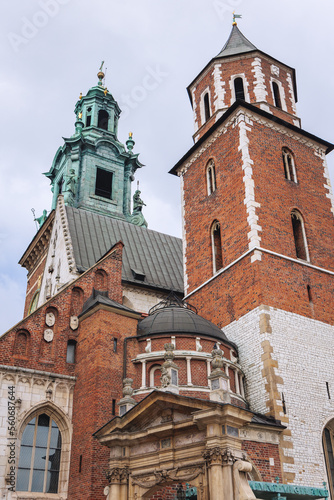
[1,0,334,333]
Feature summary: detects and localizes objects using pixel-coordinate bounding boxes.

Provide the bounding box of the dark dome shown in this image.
[137,305,230,344]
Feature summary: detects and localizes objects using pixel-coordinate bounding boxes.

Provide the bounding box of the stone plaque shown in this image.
[70,316,79,330]
[45,312,55,327]
[44,329,54,342]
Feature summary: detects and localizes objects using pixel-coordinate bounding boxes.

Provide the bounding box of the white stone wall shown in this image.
[38,196,79,308]
[122,285,168,314]
[224,306,334,488]
[0,366,74,499]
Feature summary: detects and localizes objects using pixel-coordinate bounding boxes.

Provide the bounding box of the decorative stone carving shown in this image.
[106,467,129,484]
[70,316,79,330]
[145,338,151,353]
[45,312,55,327]
[271,64,280,77]
[160,344,179,393]
[131,466,203,489]
[203,447,224,466]
[211,348,224,375]
[196,337,203,352]
[43,329,54,342]
[117,378,136,415]
[160,365,171,388]
[222,448,236,466]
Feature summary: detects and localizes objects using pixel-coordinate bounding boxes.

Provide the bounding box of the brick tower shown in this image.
[171,23,334,490]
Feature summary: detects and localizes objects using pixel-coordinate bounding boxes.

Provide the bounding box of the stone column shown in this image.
[105,467,129,499]
[234,369,240,395]
[186,356,192,385]
[225,364,230,390]
[141,360,146,389]
[202,448,226,500]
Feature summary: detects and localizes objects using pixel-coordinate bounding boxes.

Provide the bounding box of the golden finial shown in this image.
[78,112,83,119]
[79,92,83,100]
[97,60,105,86]
[129,132,133,139]
[104,88,108,96]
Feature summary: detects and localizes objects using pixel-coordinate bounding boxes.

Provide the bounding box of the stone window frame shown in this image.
[206,159,216,195]
[270,77,287,112]
[200,87,212,126]
[291,209,310,262]
[16,402,72,498]
[282,147,298,183]
[230,74,250,105]
[149,364,162,388]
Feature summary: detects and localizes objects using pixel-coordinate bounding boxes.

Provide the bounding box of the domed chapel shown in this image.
[0,20,334,500]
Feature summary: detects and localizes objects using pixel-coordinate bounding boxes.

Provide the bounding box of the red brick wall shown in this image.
[242,440,282,482]
[23,254,48,318]
[183,112,334,326]
[191,53,297,141]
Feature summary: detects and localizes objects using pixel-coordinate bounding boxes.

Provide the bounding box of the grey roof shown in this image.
[66,207,183,293]
[80,289,139,316]
[137,305,231,344]
[216,25,257,58]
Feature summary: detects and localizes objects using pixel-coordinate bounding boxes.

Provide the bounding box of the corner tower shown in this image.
[171,22,334,490]
[44,65,143,223]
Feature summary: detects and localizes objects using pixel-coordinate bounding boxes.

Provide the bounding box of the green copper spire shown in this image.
[44,67,144,223]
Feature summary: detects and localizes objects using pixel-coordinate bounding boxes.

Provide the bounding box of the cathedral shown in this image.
[0,21,333,500]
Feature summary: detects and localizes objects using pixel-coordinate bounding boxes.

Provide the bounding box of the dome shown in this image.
[137,302,232,345]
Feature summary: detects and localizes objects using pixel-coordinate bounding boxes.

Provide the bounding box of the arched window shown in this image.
[17,414,62,493]
[211,221,223,273]
[203,93,211,122]
[98,109,109,130]
[272,81,282,109]
[28,290,40,314]
[234,77,245,101]
[66,340,77,363]
[85,107,92,127]
[206,160,216,195]
[291,210,309,261]
[323,421,334,499]
[282,148,297,182]
[94,269,108,290]
[14,331,29,356]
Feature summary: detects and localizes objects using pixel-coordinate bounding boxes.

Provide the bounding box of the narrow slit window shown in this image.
[113,338,117,353]
[307,285,312,303]
[272,81,282,109]
[212,221,223,273]
[234,77,245,101]
[291,210,309,261]
[95,168,113,199]
[203,93,211,122]
[86,107,92,127]
[282,148,297,182]
[206,160,216,195]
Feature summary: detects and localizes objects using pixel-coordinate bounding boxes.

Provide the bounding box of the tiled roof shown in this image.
[216,25,257,58]
[66,207,184,293]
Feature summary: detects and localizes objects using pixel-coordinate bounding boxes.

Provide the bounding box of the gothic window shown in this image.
[95,168,113,199]
[206,160,216,195]
[203,93,211,122]
[272,81,282,109]
[234,77,245,101]
[291,210,309,261]
[98,109,109,130]
[17,414,62,494]
[66,340,76,363]
[28,290,40,314]
[323,422,334,499]
[211,221,223,273]
[282,148,297,182]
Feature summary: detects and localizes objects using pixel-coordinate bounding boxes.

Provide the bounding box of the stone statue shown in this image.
[131,189,148,228]
[65,169,77,195]
[35,210,48,228]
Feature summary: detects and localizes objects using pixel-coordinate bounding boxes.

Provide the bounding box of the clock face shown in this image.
[45,312,55,327]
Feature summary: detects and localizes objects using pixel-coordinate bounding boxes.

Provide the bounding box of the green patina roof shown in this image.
[216,24,257,58]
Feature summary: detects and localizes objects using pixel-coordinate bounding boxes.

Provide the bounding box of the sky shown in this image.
[1,0,334,333]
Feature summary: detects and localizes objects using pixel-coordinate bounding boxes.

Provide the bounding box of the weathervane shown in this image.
[232,11,242,26]
[97,60,105,86]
